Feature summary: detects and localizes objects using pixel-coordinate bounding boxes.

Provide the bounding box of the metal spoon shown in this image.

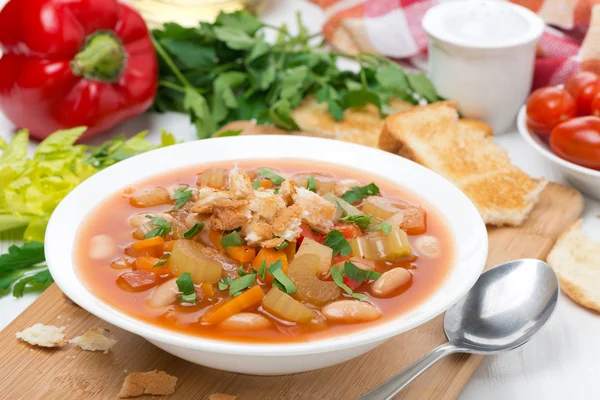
[357,258,559,400]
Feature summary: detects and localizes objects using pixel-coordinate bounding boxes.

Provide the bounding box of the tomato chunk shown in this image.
[117,270,157,292]
[334,222,361,239]
[299,223,324,246]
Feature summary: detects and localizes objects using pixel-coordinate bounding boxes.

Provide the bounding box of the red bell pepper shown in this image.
[0,0,157,141]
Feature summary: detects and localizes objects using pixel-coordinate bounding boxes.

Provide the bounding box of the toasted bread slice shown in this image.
[547,220,600,312]
[291,95,413,148]
[380,102,547,226]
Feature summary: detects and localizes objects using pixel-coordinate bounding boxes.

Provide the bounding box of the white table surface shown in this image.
[1,1,599,398]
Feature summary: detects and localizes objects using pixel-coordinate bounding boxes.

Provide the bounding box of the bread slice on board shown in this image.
[379,101,547,226]
[547,220,600,312]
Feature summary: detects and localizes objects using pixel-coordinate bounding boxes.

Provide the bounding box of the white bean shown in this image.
[129,212,173,227]
[218,313,272,331]
[371,268,412,298]
[414,235,440,258]
[89,235,116,260]
[322,300,382,323]
[147,278,179,308]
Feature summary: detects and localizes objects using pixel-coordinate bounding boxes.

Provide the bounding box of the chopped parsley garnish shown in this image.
[221,231,245,249]
[171,186,194,210]
[237,265,250,277]
[257,168,285,185]
[343,261,381,282]
[153,253,171,268]
[267,260,296,295]
[274,241,288,251]
[307,175,317,192]
[183,222,204,239]
[329,264,366,300]
[251,178,261,190]
[323,230,352,256]
[377,221,392,235]
[144,217,172,239]
[340,214,372,230]
[176,272,196,304]
[218,277,233,291]
[341,182,380,204]
[257,260,267,281]
[229,273,257,296]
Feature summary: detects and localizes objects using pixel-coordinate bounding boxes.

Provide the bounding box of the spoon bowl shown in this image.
[444,258,559,354]
[358,258,559,400]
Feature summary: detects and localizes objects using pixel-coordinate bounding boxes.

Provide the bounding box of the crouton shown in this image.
[118,370,177,398]
[191,188,230,214]
[16,324,66,348]
[292,187,336,232]
[260,237,286,248]
[210,199,251,231]
[209,394,238,400]
[243,221,275,245]
[228,164,255,200]
[249,191,286,222]
[272,204,303,241]
[69,327,117,354]
[279,179,297,206]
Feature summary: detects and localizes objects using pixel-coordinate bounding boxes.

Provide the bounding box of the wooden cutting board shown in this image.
[0,183,584,400]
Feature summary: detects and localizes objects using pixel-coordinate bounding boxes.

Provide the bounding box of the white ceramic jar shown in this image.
[422,1,544,134]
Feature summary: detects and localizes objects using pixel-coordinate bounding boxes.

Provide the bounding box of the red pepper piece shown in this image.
[343,275,362,291]
[117,270,157,292]
[0,0,157,140]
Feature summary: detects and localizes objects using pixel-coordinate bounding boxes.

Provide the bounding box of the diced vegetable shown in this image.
[117,270,157,292]
[262,288,314,324]
[363,197,426,235]
[292,173,336,194]
[284,240,296,262]
[228,246,256,264]
[147,278,179,308]
[170,216,189,240]
[201,283,215,297]
[288,254,341,305]
[135,255,170,275]
[198,168,227,189]
[170,240,222,283]
[349,228,412,261]
[299,224,324,244]
[129,188,172,208]
[252,248,288,283]
[209,229,224,251]
[323,193,363,220]
[129,213,172,227]
[110,255,135,270]
[132,236,165,258]
[202,285,265,324]
[132,221,155,240]
[333,222,361,239]
[295,238,333,275]
[164,240,176,252]
[414,235,440,258]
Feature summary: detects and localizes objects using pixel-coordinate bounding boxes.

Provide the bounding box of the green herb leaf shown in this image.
[274,241,288,251]
[343,261,381,282]
[307,176,317,193]
[213,26,256,50]
[214,129,242,138]
[160,39,216,69]
[0,242,45,272]
[215,10,263,36]
[340,215,372,230]
[144,217,172,239]
[251,178,261,190]
[257,168,285,185]
[329,265,366,301]
[221,231,245,249]
[183,87,215,140]
[267,260,296,295]
[237,265,247,277]
[377,222,392,235]
[218,277,233,291]
[341,183,380,204]
[171,186,194,210]
[176,272,196,304]
[183,222,204,239]
[407,72,440,103]
[153,254,171,268]
[229,273,257,296]
[376,65,409,95]
[257,260,267,281]
[323,230,352,256]
[12,269,54,298]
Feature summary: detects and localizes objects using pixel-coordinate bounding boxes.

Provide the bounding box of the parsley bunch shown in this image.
[152,11,441,139]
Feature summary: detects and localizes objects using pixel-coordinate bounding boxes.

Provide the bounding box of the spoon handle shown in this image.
[356,342,461,400]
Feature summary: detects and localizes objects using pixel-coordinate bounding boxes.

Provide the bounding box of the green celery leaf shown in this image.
[307,176,317,193]
[171,186,194,210]
[330,265,366,301]
[341,183,380,204]
[340,215,372,230]
[268,100,300,130]
[343,261,381,282]
[0,242,45,272]
[257,260,267,281]
[153,254,171,268]
[176,272,196,304]
[213,26,255,50]
[268,260,296,295]
[257,168,285,185]
[323,230,351,256]
[274,241,288,251]
[183,222,204,239]
[229,273,256,296]
[221,231,245,248]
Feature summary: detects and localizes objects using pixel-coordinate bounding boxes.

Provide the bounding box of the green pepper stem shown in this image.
[71,31,126,82]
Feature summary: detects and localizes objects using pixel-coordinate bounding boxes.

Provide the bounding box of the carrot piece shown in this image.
[163,240,176,252]
[260,180,274,189]
[228,245,256,264]
[202,285,265,324]
[252,248,288,284]
[209,230,224,252]
[201,283,215,297]
[135,256,170,275]
[132,236,165,258]
[284,240,296,262]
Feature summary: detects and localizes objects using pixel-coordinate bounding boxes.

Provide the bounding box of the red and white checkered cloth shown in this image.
[310,0,600,90]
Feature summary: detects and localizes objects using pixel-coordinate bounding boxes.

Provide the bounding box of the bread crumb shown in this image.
[209,394,238,400]
[293,187,336,232]
[69,327,117,353]
[16,324,66,348]
[118,370,177,398]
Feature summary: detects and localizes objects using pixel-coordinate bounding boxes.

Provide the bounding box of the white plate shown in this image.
[45,135,488,375]
[517,105,600,200]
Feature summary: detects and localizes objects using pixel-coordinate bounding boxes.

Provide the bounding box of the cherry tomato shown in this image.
[526,87,577,136]
[565,71,600,115]
[591,93,600,117]
[550,116,600,170]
